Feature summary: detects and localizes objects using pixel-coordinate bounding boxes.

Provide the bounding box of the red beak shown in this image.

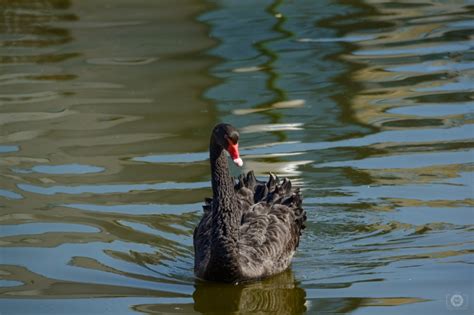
[227,142,243,167]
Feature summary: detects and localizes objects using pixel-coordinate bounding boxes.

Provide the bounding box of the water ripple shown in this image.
[17,181,209,195]
[0,189,23,200]
[63,203,201,215]
[315,149,474,169]
[87,57,158,66]
[0,223,99,237]
[0,145,19,153]
[13,164,105,175]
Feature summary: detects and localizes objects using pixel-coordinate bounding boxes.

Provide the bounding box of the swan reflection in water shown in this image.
[193,269,306,314]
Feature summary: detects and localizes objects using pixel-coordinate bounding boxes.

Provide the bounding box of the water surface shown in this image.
[1,0,473,314]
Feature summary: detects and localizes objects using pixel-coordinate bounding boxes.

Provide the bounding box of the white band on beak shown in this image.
[233,157,243,167]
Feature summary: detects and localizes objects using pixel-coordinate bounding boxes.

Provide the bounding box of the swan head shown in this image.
[213,123,243,167]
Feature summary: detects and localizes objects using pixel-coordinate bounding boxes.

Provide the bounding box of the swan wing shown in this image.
[237,203,300,279]
[235,172,306,279]
[193,210,212,277]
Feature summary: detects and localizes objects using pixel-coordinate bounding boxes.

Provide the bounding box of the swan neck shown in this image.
[206,135,242,281]
[209,138,235,204]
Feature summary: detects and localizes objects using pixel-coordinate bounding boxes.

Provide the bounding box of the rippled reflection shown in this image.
[193,270,306,314]
[0,0,78,65]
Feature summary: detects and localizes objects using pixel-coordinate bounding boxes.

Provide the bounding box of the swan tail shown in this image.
[238,172,306,234]
[234,171,307,249]
[293,189,306,240]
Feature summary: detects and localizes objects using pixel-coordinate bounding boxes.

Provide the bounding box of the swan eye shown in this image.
[224,134,236,145]
[226,132,239,145]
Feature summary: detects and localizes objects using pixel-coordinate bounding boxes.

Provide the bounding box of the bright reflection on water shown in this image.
[1,0,473,314]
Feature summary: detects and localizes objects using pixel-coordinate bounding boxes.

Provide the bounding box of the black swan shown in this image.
[193,123,306,283]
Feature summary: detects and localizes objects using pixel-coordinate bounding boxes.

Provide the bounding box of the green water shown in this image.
[1,0,473,314]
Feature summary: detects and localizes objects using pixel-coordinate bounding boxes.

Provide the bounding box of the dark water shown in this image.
[1,0,473,314]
